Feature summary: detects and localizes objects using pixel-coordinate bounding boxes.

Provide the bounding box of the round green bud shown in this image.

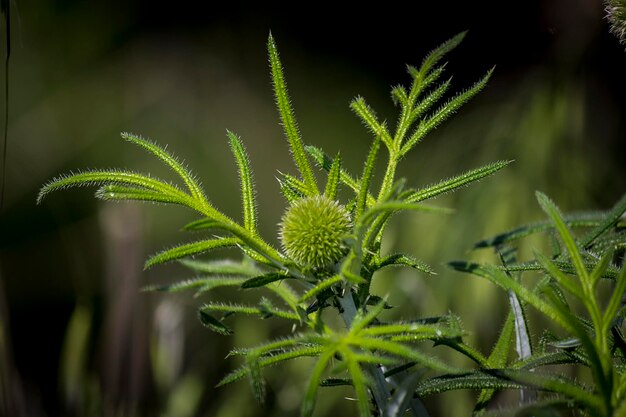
[279,195,351,268]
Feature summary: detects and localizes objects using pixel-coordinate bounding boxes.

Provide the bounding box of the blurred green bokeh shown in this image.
[0,1,625,416]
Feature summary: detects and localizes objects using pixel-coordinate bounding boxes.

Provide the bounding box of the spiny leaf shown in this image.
[302,348,336,417]
[324,152,341,200]
[419,31,467,77]
[349,337,459,373]
[407,160,511,203]
[474,211,616,249]
[356,136,381,219]
[602,261,626,331]
[400,68,493,155]
[200,301,300,321]
[267,33,318,195]
[38,170,188,204]
[410,78,452,122]
[415,371,528,397]
[241,272,289,289]
[218,345,326,388]
[121,132,207,203]
[246,353,266,403]
[227,130,258,235]
[198,310,233,335]
[350,96,393,149]
[306,145,376,205]
[230,333,321,358]
[96,185,187,205]
[391,85,408,106]
[536,191,589,282]
[277,171,309,201]
[372,254,435,275]
[342,347,372,417]
[497,260,619,280]
[182,217,224,231]
[179,259,261,276]
[143,276,247,295]
[299,274,343,303]
[145,238,239,269]
[580,191,626,248]
[535,252,585,300]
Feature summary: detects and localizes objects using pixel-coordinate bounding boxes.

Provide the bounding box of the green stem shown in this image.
[377,153,398,201]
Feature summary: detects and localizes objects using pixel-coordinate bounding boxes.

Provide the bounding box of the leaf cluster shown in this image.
[39,33,508,416]
[450,191,626,415]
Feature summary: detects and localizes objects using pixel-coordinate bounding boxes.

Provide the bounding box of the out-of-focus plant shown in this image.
[450,192,626,415]
[37,32,511,416]
[606,0,626,45]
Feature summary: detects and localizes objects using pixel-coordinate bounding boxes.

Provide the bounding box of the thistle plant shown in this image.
[38,32,510,416]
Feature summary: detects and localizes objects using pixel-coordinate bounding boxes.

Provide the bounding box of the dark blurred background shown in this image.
[0,0,625,416]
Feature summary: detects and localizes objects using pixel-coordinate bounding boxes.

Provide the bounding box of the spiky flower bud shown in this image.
[606,0,626,45]
[279,195,351,268]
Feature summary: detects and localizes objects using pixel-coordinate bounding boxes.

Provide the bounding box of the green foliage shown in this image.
[451,191,626,416]
[39,33,515,416]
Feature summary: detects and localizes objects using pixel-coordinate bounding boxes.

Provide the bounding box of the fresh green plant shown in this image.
[449,192,626,415]
[38,32,513,416]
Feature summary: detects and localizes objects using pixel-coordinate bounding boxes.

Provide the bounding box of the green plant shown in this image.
[38,32,511,416]
[449,192,626,415]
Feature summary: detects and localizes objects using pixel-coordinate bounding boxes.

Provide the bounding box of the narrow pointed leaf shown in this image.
[474,212,612,248]
[182,218,224,232]
[219,345,326,388]
[407,161,511,203]
[306,145,375,205]
[121,132,207,203]
[580,192,626,248]
[410,78,452,122]
[324,152,341,200]
[350,96,393,148]
[603,262,626,328]
[342,348,372,417]
[246,353,266,403]
[38,170,188,204]
[145,238,239,269]
[302,349,336,417]
[401,68,493,155]
[268,34,318,195]
[200,301,299,321]
[198,310,233,335]
[227,130,258,235]
[144,276,247,294]
[179,259,260,276]
[356,137,381,219]
[535,252,585,300]
[299,274,343,303]
[420,32,466,76]
[536,192,588,281]
[372,254,435,275]
[391,85,408,106]
[95,185,187,205]
[241,272,289,289]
